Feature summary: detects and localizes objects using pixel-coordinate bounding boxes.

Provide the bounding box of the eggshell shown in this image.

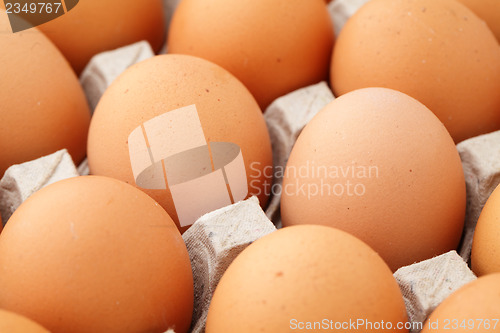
[421,274,500,333]
[331,0,500,143]
[471,183,500,276]
[206,225,409,333]
[281,88,466,271]
[168,0,334,109]
[38,0,165,74]
[0,176,193,333]
[0,10,90,177]
[87,54,273,232]
[457,0,500,43]
[0,310,49,333]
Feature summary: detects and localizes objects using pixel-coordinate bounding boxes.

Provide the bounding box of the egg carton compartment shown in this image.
[1,0,499,332]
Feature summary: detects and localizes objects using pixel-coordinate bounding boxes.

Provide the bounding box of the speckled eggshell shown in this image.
[472,184,500,276]
[281,88,466,271]
[0,310,50,333]
[0,176,193,333]
[0,10,90,177]
[457,0,500,43]
[38,0,165,74]
[331,0,500,143]
[421,274,500,333]
[168,0,334,109]
[87,54,273,232]
[206,225,409,333]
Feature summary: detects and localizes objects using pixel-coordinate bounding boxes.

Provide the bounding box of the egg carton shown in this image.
[0,82,492,333]
[0,0,496,332]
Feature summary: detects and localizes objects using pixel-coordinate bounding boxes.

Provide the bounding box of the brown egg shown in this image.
[471,183,500,276]
[421,274,500,333]
[168,0,334,109]
[0,310,49,333]
[281,88,466,271]
[38,0,165,74]
[206,225,409,333]
[0,10,90,177]
[331,0,500,143]
[0,176,193,333]
[87,54,273,232]
[457,0,500,43]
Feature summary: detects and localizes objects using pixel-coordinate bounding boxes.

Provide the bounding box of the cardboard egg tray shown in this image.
[0,0,497,332]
